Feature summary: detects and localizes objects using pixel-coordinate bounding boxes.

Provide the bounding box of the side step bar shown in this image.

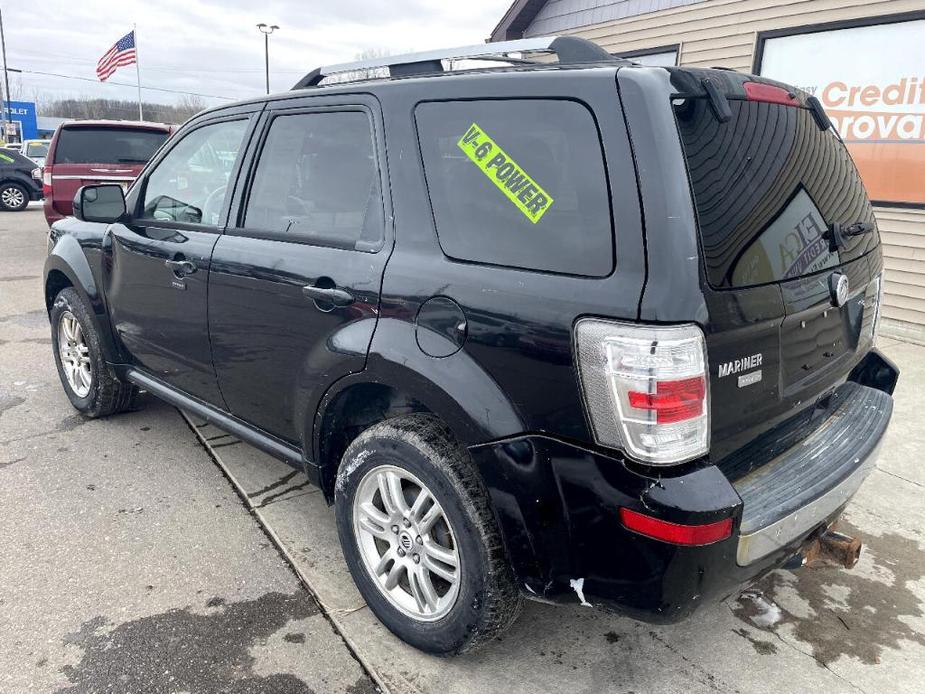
[125,369,306,470]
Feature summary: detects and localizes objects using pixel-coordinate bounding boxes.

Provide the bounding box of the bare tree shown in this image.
[39,95,215,124]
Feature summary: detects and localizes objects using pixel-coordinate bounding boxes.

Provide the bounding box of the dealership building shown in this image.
[491,1,925,342]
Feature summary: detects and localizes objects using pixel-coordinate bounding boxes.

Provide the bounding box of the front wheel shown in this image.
[0,182,29,211]
[335,415,522,655]
[50,287,138,417]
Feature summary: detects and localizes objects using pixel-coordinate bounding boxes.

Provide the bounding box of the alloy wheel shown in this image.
[1,186,24,209]
[352,464,461,621]
[58,310,92,397]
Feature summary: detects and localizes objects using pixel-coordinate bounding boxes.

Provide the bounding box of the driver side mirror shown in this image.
[73,184,127,224]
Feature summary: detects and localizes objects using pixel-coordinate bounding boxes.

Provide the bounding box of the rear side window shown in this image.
[243,111,384,252]
[676,98,877,289]
[415,100,613,276]
[53,127,168,165]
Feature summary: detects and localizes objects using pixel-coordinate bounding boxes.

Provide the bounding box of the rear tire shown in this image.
[334,414,522,655]
[50,287,138,418]
[0,182,29,211]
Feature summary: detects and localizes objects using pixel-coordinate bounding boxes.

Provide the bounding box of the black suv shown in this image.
[44,37,898,655]
[0,148,42,211]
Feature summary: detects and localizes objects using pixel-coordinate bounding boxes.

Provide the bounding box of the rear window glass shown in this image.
[676,98,877,289]
[53,127,168,165]
[26,142,49,159]
[415,100,613,276]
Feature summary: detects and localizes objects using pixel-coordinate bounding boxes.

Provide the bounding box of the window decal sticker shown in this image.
[457,122,554,224]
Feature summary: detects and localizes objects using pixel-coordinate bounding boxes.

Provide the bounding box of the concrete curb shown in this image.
[180,410,390,694]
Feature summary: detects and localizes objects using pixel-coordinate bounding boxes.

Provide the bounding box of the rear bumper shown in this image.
[470,365,895,623]
[734,383,889,565]
[43,197,65,226]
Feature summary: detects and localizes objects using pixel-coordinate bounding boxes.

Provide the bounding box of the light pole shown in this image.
[257,23,279,95]
[0,8,10,143]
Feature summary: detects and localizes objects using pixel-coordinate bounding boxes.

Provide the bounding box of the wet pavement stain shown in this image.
[57,413,89,433]
[733,521,925,666]
[732,627,778,655]
[345,678,380,694]
[59,591,321,693]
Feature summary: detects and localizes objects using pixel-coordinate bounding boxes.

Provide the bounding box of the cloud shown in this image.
[19,0,513,108]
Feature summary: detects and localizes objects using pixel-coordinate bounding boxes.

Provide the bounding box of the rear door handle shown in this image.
[165,259,197,275]
[302,285,355,307]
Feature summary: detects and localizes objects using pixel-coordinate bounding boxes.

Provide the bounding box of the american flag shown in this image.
[96,31,136,81]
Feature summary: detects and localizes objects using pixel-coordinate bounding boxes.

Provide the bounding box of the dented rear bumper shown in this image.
[469,364,895,623]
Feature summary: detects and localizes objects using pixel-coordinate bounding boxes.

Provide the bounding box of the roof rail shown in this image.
[291,36,618,89]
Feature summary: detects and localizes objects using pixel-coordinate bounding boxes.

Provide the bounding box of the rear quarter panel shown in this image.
[356,69,646,448]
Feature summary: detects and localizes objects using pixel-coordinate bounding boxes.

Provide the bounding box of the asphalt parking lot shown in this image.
[3,206,925,693]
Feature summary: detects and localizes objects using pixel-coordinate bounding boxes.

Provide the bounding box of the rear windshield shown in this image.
[53,127,168,165]
[26,141,49,159]
[675,98,878,289]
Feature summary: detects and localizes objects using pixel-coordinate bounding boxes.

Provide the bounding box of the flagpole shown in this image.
[134,24,143,120]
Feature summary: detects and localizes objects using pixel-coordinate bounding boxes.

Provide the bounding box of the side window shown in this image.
[140,120,247,226]
[415,100,614,276]
[243,111,383,251]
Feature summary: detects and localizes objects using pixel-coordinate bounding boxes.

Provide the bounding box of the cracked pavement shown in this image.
[3,207,925,693]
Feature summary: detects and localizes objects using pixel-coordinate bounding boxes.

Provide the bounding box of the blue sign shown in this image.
[2,101,37,141]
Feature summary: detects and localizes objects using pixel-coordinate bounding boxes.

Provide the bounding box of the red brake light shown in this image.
[628,376,705,424]
[620,508,732,546]
[744,81,800,107]
[42,165,52,196]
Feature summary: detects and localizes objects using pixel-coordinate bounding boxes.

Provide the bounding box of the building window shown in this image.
[614,45,679,67]
[756,14,925,208]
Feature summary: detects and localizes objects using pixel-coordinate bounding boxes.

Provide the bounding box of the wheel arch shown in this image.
[311,347,526,502]
[44,236,121,363]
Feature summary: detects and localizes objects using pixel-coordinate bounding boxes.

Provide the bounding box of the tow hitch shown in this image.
[788,527,863,569]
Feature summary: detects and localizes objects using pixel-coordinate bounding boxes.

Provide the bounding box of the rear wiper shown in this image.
[825,221,875,252]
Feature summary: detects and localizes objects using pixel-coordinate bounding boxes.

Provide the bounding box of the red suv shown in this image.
[42,120,172,226]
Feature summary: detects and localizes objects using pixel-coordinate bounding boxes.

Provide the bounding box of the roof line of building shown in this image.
[489,0,549,42]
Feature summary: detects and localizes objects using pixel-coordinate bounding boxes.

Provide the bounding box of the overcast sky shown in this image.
[12,0,512,109]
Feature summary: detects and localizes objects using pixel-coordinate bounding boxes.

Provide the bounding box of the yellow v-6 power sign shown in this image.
[457,123,554,224]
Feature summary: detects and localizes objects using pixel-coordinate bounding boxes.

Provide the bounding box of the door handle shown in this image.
[165,259,197,276]
[302,285,355,307]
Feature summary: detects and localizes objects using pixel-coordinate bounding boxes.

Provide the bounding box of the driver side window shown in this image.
[140,119,247,226]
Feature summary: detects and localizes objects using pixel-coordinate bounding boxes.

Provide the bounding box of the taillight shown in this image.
[42,166,52,196]
[743,81,800,107]
[574,320,709,465]
[619,508,732,545]
[32,167,41,181]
